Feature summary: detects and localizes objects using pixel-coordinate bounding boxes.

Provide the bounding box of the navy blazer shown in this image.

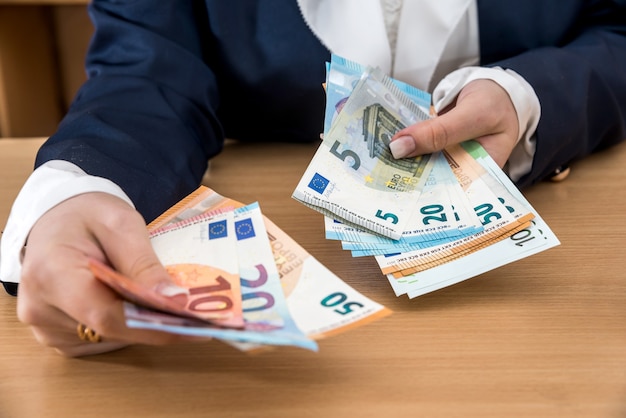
[37,0,626,224]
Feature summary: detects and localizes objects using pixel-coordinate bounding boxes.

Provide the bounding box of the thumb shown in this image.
[90,195,172,288]
[389,102,492,159]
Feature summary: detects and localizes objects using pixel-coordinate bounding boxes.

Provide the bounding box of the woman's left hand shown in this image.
[389,78,520,168]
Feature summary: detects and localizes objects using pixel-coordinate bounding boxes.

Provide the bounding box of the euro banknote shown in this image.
[293,55,559,298]
[117,203,318,350]
[293,66,434,240]
[107,186,392,350]
[324,53,431,136]
[386,143,560,298]
[324,151,484,250]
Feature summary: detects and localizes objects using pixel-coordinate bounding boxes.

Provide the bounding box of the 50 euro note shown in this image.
[148,186,392,342]
[292,66,434,240]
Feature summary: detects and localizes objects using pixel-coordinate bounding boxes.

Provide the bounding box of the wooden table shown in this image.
[1,138,625,418]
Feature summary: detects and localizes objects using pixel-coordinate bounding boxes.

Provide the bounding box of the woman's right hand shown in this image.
[16,192,195,357]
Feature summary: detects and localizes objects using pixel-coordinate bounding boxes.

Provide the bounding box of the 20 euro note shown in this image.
[324,151,484,254]
[293,66,434,240]
[226,202,316,350]
[148,186,392,342]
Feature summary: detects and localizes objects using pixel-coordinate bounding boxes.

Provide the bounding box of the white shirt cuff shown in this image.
[432,66,540,181]
[0,160,134,285]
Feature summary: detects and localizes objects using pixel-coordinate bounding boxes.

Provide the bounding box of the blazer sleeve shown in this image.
[480,0,626,188]
[35,0,223,222]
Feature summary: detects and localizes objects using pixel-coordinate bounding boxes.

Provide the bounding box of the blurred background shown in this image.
[0,1,91,138]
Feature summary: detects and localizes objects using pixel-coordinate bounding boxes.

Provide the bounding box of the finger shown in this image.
[470,132,516,168]
[87,194,173,288]
[21,278,206,352]
[389,102,500,158]
[16,266,126,356]
[29,319,128,357]
[19,257,196,350]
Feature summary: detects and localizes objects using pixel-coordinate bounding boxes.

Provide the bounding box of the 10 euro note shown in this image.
[90,210,245,329]
[293,66,434,240]
[148,210,244,328]
[89,259,219,323]
[124,203,318,351]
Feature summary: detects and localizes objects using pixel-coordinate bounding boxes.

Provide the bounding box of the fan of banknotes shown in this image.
[90,186,391,352]
[292,54,560,299]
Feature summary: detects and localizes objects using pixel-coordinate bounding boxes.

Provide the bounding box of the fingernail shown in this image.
[389,135,416,159]
[154,281,189,297]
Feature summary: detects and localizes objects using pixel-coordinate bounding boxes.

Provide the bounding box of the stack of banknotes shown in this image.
[292,54,560,299]
[90,186,391,352]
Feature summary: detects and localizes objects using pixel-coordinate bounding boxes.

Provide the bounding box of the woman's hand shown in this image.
[17,192,194,357]
[389,79,520,168]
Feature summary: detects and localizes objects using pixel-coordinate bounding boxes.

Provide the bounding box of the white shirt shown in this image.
[0,0,539,286]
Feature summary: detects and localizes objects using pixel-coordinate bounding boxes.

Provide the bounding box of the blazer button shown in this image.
[550,165,570,182]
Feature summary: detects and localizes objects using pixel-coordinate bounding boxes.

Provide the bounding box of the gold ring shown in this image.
[76,323,102,343]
